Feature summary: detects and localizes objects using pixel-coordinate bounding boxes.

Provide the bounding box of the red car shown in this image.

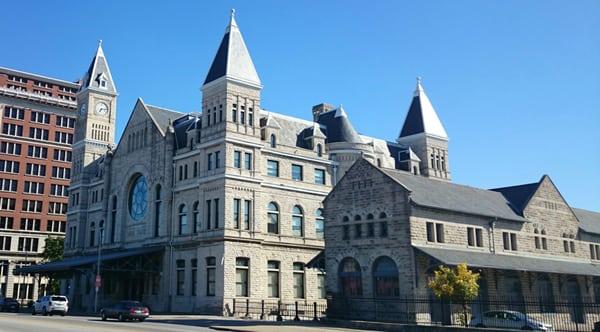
[100,301,149,322]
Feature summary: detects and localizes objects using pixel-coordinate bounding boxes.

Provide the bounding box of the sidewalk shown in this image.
[211,325,376,332]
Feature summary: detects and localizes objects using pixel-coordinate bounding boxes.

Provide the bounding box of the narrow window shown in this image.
[315,209,324,239]
[270,134,276,148]
[244,153,252,170]
[234,151,241,168]
[176,259,185,296]
[206,257,216,296]
[292,206,304,237]
[292,164,303,181]
[235,258,249,297]
[267,202,279,234]
[293,262,305,298]
[267,261,280,298]
[267,160,279,177]
[233,199,241,229]
[243,200,251,230]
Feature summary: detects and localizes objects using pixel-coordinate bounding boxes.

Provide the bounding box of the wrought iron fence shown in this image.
[231,299,327,321]
[328,295,600,332]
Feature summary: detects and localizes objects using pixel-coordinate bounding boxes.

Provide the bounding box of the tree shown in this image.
[42,237,64,294]
[428,263,479,326]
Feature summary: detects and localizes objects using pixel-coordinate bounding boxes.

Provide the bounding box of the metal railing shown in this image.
[230,299,327,321]
[328,295,600,332]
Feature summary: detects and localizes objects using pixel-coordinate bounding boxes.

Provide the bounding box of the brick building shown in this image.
[0,67,77,303]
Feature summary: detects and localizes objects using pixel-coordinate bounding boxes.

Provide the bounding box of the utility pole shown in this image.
[94,229,103,313]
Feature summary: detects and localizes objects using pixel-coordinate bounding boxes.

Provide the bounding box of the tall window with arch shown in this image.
[193,201,200,233]
[339,257,362,296]
[98,220,105,245]
[154,185,161,238]
[316,144,322,157]
[315,209,324,239]
[89,221,96,247]
[110,196,117,243]
[372,256,400,297]
[267,202,279,234]
[270,134,276,148]
[292,205,304,237]
[178,204,188,235]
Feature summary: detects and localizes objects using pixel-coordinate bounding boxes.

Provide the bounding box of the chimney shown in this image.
[312,103,335,121]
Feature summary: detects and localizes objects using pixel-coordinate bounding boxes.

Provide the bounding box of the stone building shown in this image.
[324,156,600,325]
[0,67,78,303]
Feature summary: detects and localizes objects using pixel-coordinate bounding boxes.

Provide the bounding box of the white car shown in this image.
[470,310,552,331]
[32,295,69,316]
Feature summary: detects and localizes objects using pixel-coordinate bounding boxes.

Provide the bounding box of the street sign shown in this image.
[95,275,101,288]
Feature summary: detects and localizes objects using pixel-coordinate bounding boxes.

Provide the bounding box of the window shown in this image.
[207,153,213,170]
[51,166,71,179]
[178,204,188,235]
[0,216,14,229]
[26,163,45,176]
[315,209,324,239]
[367,223,375,237]
[354,224,362,239]
[372,256,399,297]
[0,179,18,192]
[292,164,303,181]
[2,123,23,136]
[233,151,241,168]
[28,146,48,159]
[30,111,50,124]
[318,273,326,299]
[467,227,483,247]
[315,168,325,185]
[316,144,323,157]
[29,127,49,140]
[206,257,216,296]
[563,235,576,253]
[591,244,600,261]
[426,222,444,243]
[267,261,280,298]
[153,187,160,238]
[129,175,148,221]
[243,200,251,230]
[193,162,198,177]
[342,225,350,240]
[267,160,279,177]
[235,258,249,297]
[17,237,38,252]
[270,134,276,148]
[339,258,362,296]
[267,202,279,234]
[503,232,518,251]
[53,149,72,162]
[46,220,65,233]
[233,198,241,229]
[0,236,12,250]
[176,259,185,296]
[22,199,43,213]
[293,262,305,298]
[191,259,198,296]
[215,151,221,168]
[54,131,73,144]
[56,116,75,128]
[192,201,200,233]
[20,218,40,231]
[48,202,67,215]
[4,107,24,120]
[0,160,19,174]
[244,153,252,170]
[0,142,21,155]
[0,198,16,211]
[292,205,304,237]
[89,222,96,247]
[206,200,212,230]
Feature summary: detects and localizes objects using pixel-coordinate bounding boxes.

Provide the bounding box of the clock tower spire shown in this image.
[73,40,118,182]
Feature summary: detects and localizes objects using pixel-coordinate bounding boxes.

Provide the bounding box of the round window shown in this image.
[129,175,148,221]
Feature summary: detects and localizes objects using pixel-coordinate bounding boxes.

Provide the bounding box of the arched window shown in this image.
[292,205,304,237]
[193,201,200,233]
[154,185,161,238]
[129,175,148,221]
[315,209,324,239]
[338,257,362,296]
[538,274,555,312]
[379,212,387,219]
[316,144,323,157]
[504,272,524,303]
[99,220,105,245]
[178,204,188,235]
[89,221,96,247]
[270,134,277,148]
[110,196,118,243]
[342,216,349,222]
[366,213,374,220]
[372,256,399,297]
[267,202,279,234]
[377,159,381,167]
[354,215,361,221]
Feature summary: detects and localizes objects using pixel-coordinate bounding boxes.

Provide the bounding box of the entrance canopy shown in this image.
[16,246,164,274]
[415,245,600,277]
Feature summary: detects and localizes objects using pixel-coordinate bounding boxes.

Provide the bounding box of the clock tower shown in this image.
[73,40,117,182]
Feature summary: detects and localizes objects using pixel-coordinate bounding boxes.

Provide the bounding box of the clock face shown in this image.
[79,103,87,115]
[95,102,109,115]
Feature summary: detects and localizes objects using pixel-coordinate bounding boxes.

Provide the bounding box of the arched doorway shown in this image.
[338,257,362,297]
[372,256,399,297]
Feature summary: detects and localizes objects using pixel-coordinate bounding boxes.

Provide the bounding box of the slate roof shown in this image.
[145,104,185,135]
[415,245,600,276]
[573,208,600,234]
[316,107,363,144]
[80,41,116,93]
[203,11,260,86]
[398,80,447,139]
[173,114,200,149]
[260,111,325,149]
[491,181,540,215]
[380,165,526,221]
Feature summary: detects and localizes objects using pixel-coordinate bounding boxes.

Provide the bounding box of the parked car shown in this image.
[0,298,19,312]
[100,301,150,322]
[32,295,69,316]
[470,310,552,330]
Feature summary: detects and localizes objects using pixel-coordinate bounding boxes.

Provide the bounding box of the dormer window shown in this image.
[97,73,108,89]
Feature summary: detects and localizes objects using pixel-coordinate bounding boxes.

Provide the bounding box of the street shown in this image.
[0,312,368,332]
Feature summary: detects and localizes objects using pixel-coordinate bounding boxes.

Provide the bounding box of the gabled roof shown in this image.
[144,103,185,136]
[203,10,261,87]
[573,208,600,234]
[315,106,363,144]
[398,78,447,139]
[491,181,540,215]
[80,40,117,94]
[377,161,526,222]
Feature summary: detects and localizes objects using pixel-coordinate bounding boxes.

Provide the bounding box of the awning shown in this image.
[16,245,164,274]
[414,245,600,277]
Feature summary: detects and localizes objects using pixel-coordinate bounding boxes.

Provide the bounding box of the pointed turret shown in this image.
[398,78,446,139]
[315,105,363,144]
[203,9,261,87]
[80,40,117,94]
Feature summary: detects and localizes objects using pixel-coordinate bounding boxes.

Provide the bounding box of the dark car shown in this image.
[0,298,19,312]
[100,301,149,322]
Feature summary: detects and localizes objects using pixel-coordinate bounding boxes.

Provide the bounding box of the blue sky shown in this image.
[2,1,599,210]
